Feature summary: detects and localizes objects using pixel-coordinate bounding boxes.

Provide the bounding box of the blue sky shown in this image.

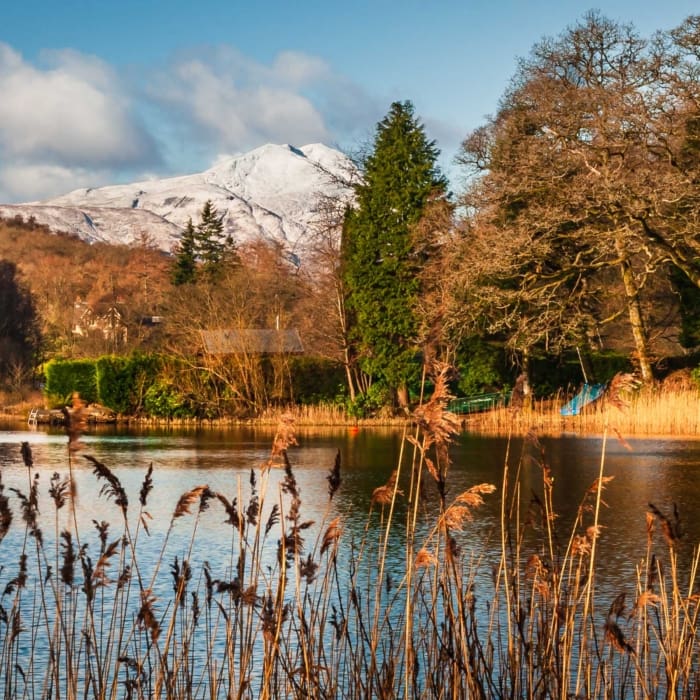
[1,0,697,202]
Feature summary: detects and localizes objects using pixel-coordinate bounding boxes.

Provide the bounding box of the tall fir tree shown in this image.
[171,201,238,285]
[343,100,447,409]
[196,200,234,279]
[171,218,198,286]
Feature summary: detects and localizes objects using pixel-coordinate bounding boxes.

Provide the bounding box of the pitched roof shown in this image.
[200,329,304,355]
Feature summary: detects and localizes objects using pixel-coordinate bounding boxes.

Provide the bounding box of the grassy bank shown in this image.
[5,372,700,437]
[467,384,700,438]
[0,368,698,698]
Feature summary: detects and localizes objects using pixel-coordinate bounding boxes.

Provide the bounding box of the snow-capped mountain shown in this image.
[0,143,355,256]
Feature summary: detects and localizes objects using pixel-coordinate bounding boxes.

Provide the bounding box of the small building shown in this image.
[200,329,304,355]
[72,298,128,346]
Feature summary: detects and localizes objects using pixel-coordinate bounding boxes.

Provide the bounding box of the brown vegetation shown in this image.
[0,370,698,697]
[0,219,171,357]
[467,385,700,437]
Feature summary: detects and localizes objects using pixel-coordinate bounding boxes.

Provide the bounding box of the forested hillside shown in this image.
[2,13,700,418]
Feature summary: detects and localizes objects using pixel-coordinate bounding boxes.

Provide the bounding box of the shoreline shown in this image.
[3,386,699,438]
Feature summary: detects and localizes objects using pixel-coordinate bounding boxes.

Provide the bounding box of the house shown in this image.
[72,298,128,346]
[200,329,304,355]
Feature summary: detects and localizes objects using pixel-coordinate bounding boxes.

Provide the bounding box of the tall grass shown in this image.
[0,375,698,698]
[468,383,700,437]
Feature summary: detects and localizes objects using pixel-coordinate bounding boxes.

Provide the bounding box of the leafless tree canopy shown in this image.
[443,12,700,381]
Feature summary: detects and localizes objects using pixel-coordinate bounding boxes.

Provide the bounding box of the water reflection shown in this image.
[1,426,699,601]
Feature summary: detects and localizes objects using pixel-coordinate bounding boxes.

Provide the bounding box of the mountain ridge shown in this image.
[0,143,355,256]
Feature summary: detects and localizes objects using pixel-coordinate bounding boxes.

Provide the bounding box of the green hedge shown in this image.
[44,354,163,413]
[44,359,98,405]
[95,354,162,415]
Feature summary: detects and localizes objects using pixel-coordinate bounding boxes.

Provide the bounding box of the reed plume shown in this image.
[215,492,244,533]
[266,412,298,468]
[48,471,71,510]
[321,517,342,556]
[92,539,120,587]
[19,442,32,468]
[10,474,41,543]
[139,463,154,506]
[137,589,160,641]
[0,472,12,543]
[61,392,87,452]
[84,455,128,514]
[607,371,642,411]
[173,485,209,519]
[327,449,342,499]
[60,529,76,586]
[647,502,683,547]
[371,469,403,505]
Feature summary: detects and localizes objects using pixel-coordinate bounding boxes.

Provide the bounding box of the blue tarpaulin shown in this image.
[560,383,606,416]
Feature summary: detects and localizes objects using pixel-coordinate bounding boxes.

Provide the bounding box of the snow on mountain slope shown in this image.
[0,203,182,249]
[3,143,354,256]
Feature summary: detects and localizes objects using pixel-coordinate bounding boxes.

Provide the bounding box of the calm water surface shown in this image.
[0,423,699,695]
[0,423,698,595]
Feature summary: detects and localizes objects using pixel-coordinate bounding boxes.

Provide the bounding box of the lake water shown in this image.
[1,424,699,594]
[0,423,699,696]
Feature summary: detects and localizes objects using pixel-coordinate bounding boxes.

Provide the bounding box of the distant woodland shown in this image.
[2,13,700,417]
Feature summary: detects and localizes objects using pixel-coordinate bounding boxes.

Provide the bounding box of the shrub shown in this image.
[44,358,98,404]
[96,354,162,414]
[143,380,196,418]
[289,356,347,404]
[346,382,391,418]
[454,338,510,396]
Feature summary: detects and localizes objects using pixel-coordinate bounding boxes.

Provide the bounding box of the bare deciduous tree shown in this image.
[449,12,700,382]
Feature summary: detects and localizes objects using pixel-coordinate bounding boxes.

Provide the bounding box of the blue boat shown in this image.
[560,383,606,416]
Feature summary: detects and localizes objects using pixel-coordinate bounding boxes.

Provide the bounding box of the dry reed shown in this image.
[468,385,700,437]
[0,375,698,698]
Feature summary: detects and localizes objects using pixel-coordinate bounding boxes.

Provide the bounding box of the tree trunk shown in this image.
[396,383,410,412]
[343,354,357,402]
[617,258,654,383]
[336,287,357,402]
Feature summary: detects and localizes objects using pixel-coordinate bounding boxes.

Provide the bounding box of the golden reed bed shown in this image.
[466,387,700,438]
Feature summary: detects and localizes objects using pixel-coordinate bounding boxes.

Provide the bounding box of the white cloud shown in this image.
[148,46,379,154]
[0,42,381,202]
[0,43,160,200]
[0,162,113,202]
[272,51,331,86]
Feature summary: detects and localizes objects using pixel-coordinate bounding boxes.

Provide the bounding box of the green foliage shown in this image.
[143,380,196,418]
[171,201,238,286]
[44,354,164,414]
[672,266,700,348]
[171,218,198,286]
[343,100,447,403]
[691,366,700,387]
[455,338,509,396]
[289,356,347,404]
[589,352,633,382]
[196,199,233,278]
[44,359,98,404]
[529,350,632,397]
[95,354,162,414]
[346,382,392,419]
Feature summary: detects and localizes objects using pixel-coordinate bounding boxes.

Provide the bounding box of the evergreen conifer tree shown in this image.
[196,200,229,278]
[343,101,447,409]
[171,218,198,286]
[171,201,238,285]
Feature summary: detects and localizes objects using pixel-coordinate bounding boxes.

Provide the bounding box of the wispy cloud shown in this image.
[146,46,366,153]
[0,42,382,202]
[0,43,161,200]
